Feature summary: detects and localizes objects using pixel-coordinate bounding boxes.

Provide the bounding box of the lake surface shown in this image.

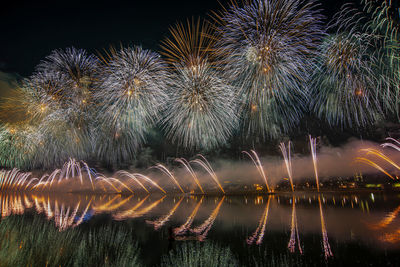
[1,191,400,266]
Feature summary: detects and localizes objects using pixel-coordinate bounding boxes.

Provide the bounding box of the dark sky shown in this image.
[1,0,348,77]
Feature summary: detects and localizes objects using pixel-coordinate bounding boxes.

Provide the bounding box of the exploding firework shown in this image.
[310,6,388,128]
[0,124,39,169]
[213,0,324,138]
[0,47,99,169]
[161,19,238,150]
[364,0,400,116]
[33,48,98,165]
[93,46,169,165]
[364,0,399,42]
[35,47,98,107]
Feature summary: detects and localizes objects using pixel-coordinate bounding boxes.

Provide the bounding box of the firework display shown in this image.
[0,0,399,170]
[213,0,324,138]
[4,2,400,267]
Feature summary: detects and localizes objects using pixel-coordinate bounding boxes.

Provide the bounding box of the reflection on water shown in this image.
[318,195,333,258]
[2,192,400,265]
[247,196,271,245]
[288,196,302,254]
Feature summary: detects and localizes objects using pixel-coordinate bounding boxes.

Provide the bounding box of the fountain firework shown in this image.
[279,142,294,192]
[175,158,204,194]
[309,135,320,192]
[0,159,169,195]
[355,137,400,180]
[191,155,225,194]
[153,164,185,193]
[242,150,271,192]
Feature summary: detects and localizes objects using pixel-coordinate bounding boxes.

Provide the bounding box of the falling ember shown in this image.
[279,142,294,192]
[242,150,270,192]
[309,135,320,192]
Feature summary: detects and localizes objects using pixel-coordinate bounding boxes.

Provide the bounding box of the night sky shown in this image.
[1,0,348,77]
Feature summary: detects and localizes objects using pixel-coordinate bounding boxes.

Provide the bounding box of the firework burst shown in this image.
[364,0,400,42]
[364,0,400,116]
[310,6,387,128]
[35,47,98,107]
[161,19,238,150]
[93,46,168,165]
[0,124,40,169]
[213,0,324,138]
[31,48,98,167]
[0,48,98,169]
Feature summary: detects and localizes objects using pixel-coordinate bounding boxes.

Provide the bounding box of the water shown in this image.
[1,191,400,266]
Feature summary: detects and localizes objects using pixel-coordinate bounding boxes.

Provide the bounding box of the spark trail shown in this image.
[242,150,271,192]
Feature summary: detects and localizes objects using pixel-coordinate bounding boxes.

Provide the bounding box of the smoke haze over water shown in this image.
[199,139,400,188]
